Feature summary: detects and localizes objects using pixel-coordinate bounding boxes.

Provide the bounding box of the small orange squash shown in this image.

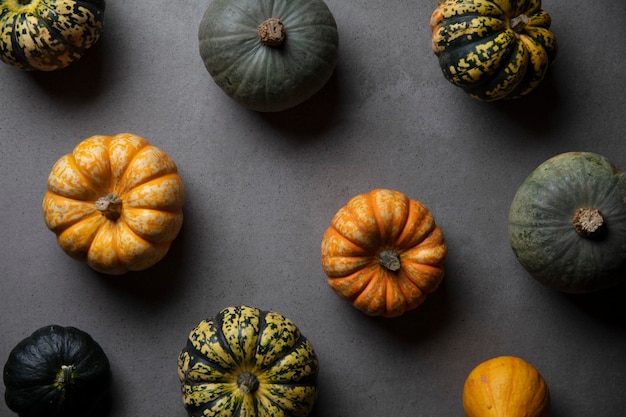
[42,133,185,275]
[463,356,550,417]
[320,189,447,318]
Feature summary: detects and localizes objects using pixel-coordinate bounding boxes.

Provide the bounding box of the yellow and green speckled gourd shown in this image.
[430,0,557,101]
[0,0,105,71]
[178,306,319,417]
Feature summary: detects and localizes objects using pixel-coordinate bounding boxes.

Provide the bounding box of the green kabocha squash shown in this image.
[178,306,318,417]
[3,325,111,417]
[509,152,626,293]
[0,0,105,71]
[198,0,338,112]
[430,0,557,101]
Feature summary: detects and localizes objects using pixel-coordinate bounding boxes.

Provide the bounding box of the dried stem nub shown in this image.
[258,18,286,47]
[379,250,401,272]
[510,14,529,33]
[573,207,606,239]
[96,193,123,220]
[237,371,260,394]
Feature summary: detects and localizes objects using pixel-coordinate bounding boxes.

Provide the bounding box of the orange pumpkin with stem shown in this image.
[320,189,447,318]
[42,133,185,275]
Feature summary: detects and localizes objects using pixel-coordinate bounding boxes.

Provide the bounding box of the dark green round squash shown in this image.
[0,0,105,71]
[3,325,111,417]
[508,152,626,293]
[198,0,338,112]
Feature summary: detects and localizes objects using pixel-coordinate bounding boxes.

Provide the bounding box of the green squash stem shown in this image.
[379,250,401,272]
[96,193,123,220]
[510,14,529,33]
[55,365,74,389]
[258,18,286,47]
[237,371,260,394]
[573,207,605,239]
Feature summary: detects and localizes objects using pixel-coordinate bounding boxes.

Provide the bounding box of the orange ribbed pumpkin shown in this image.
[463,356,550,417]
[320,189,447,317]
[42,133,185,275]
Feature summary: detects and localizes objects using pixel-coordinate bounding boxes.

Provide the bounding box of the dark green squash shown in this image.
[198,0,338,112]
[0,0,105,71]
[178,305,319,417]
[508,152,626,293]
[3,325,111,417]
[430,0,557,101]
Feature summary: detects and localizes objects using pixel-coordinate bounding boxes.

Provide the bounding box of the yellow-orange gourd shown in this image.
[320,189,447,318]
[463,356,550,417]
[42,133,185,275]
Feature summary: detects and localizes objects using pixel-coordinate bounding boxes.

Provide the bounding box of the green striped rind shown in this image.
[437,30,517,89]
[220,305,262,366]
[0,0,105,71]
[503,26,552,98]
[430,0,557,100]
[465,32,528,100]
[431,15,506,48]
[178,306,319,417]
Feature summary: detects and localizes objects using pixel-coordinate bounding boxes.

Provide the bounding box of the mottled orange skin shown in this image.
[320,189,447,318]
[42,133,185,275]
[463,356,550,417]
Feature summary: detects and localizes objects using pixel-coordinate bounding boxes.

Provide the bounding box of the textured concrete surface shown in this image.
[1,0,625,416]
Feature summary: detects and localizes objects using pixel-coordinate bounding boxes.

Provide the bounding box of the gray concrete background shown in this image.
[1,0,625,416]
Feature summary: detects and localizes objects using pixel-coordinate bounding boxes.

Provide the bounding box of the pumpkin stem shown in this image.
[96,193,123,220]
[510,14,529,33]
[573,207,606,239]
[55,365,74,388]
[258,18,286,47]
[237,371,260,394]
[379,250,401,272]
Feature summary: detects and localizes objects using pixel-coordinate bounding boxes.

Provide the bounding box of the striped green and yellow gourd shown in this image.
[178,306,319,417]
[430,0,557,101]
[0,0,105,71]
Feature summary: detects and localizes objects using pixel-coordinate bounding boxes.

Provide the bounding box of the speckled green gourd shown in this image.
[198,0,338,112]
[430,0,557,100]
[178,306,319,417]
[508,152,626,293]
[0,0,105,71]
